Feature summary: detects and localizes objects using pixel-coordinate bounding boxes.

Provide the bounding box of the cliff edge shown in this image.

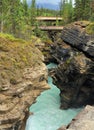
[0,34,50,130]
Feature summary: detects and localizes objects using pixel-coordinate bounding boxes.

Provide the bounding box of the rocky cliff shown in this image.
[30,36,54,64]
[0,34,50,130]
[50,22,94,109]
[61,23,94,60]
[58,105,94,130]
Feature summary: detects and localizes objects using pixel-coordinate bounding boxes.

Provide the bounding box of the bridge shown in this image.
[36,17,64,31]
[38,26,64,31]
[36,17,62,21]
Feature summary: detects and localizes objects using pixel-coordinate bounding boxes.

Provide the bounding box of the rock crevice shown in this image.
[50,22,94,109]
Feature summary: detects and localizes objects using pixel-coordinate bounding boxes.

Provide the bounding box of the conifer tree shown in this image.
[0,0,9,32]
[30,0,36,26]
[60,0,73,23]
[74,0,91,20]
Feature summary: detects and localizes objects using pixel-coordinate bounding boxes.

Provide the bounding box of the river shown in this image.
[25,63,81,130]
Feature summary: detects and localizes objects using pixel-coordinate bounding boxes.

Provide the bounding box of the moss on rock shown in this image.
[0,33,43,88]
[86,22,94,35]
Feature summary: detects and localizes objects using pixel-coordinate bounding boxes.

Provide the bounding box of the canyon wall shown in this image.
[0,34,50,130]
[50,22,94,109]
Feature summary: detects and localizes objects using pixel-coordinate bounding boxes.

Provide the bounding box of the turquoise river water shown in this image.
[25,63,81,130]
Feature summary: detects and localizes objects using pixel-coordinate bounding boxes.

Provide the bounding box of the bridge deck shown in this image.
[36,17,62,21]
[39,26,64,31]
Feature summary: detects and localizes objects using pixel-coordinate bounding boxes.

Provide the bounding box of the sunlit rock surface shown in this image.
[58,105,94,130]
[0,34,49,130]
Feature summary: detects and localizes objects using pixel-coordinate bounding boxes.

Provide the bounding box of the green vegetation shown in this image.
[86,22,94,34]
[0,0,60,40]
[74,0,94,21]
[0,33,43,86]
[0,0,94,40]
[60,0,94,24]
[60,0,74,24]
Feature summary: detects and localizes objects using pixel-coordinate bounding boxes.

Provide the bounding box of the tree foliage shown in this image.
[0,0,94,40]
[0,0,60,39]
[59,0,74,23]
[60,0,94,22]
[74,0,94,21]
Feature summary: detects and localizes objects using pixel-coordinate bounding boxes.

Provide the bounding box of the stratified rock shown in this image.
[53,52,94,109]
[31,35,54,63]
[50,38,73,63]
[51,23,94,109]
[58,105,94,130]
[0,34,50,130]
[61,23,94,61]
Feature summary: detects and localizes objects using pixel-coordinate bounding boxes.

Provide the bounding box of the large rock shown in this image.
[50,38,72,63]
[58,105,94,130]
[0,34,50,130]
[53,52,94,109]
[61,23,94,61]
[51,22,94,109]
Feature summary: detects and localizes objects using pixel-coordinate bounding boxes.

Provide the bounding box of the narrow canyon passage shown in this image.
[25,63,81,130]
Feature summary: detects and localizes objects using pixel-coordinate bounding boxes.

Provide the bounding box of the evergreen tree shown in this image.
[30,0,36,26]
[90,0,94,21]
[74,0,83,20]
[82,0,91,20]
[68,0,73,22]
[0,0,9,32]
[59,0,64,16]
[74,0,91,20]
[22,0,29,16]
[60,0,73,23]
[8,0,21,34]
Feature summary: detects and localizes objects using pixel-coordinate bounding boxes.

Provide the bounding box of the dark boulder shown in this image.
[61,26,94,61]
[51,24,94,109]
[53,52,94,109]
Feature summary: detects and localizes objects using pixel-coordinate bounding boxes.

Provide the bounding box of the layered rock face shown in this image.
[58,105,94,130]
[31,36,54,63]
[61,24,94,60]
[51,22,94,109]
[0,35,50,130]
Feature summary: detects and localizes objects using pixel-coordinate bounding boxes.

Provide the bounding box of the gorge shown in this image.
[0,21,94,130]
[25,63,81,130]
[26,21,94,130]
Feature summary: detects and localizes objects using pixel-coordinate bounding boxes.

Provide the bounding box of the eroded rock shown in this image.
[58,105,94,130]
[51,22,94,109]
[0,34,50,130]
[61,23,94,60]
[31,35,54,63]
[53,52,94,109]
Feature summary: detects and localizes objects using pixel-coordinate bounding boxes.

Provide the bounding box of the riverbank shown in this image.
[26,63,81,130]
